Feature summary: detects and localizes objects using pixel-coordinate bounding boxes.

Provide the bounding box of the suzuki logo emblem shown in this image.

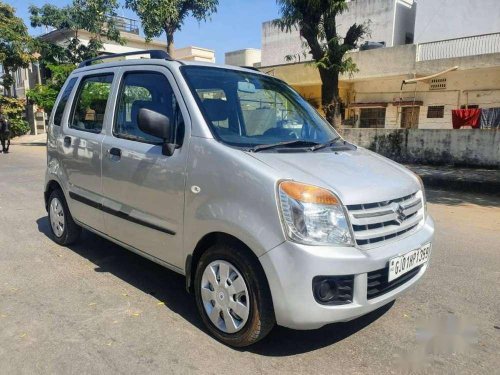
[391,203,407,224]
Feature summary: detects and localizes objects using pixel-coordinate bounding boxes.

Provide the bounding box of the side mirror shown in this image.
[138,108,175,156]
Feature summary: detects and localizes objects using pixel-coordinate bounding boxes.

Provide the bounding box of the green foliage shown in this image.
[9,118,30,137]
[0,95,25,118]
[26,84,59,113]
[0,96,29,136]
[125,0,218,54]
[275,0,368,74]
[79,81,111,109]
[274,0,369,126]
[29,0,123,64]
[0,2,35,90]
[27,63,76,113]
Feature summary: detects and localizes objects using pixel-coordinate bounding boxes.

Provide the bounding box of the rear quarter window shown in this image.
[53,77,78,126]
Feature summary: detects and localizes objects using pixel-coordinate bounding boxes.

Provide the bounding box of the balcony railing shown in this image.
[416,32,500,61]
[112,15,139,35]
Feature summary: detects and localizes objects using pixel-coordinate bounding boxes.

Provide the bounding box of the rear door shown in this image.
[60,72,115,232]
[101,66,190,269]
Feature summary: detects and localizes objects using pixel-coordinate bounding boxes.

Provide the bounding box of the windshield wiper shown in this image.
[249,140,320,152]
[310,137,342,151]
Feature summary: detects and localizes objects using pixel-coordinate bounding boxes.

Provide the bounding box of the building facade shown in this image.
[258,0,500,129]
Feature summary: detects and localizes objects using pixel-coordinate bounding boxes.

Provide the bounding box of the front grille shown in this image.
[367,265,422,299]
[347,191,424,248]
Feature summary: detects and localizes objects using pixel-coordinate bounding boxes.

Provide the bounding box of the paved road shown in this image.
[0,145,499,374]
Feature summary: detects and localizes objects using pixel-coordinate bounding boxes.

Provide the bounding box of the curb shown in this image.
[418,175,500,196]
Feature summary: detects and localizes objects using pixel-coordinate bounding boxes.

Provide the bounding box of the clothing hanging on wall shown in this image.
[479,108,500,129]
[451,109,481,129]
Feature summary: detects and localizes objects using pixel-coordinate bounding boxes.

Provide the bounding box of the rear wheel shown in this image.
[48,189,81,245]
[194,244,275,347]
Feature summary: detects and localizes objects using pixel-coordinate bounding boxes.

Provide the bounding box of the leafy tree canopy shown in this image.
[125,0,218,55]
[0,2,35,90]
[29,0,124,64]
[27,63,75,112]
[275,0,369,127]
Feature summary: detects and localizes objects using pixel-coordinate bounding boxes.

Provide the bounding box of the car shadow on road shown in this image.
[36,216,394,356]
[245,301,394,356]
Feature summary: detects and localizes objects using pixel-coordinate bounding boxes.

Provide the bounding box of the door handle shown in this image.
[108,147,122,158]
[63,136,71,147]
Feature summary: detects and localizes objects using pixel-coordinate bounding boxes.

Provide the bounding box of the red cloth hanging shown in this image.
[452,109,481,129]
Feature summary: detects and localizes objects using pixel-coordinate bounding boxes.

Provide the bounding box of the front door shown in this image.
[401,106,420,129]
[101,67,189,269]
[61,73,115,232]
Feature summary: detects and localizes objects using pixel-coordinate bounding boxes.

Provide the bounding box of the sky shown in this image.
[9,0,281,63]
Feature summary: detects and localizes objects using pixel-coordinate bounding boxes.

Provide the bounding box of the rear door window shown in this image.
[70,74,114,133]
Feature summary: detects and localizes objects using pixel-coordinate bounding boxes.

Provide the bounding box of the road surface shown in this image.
[0,145,498,374]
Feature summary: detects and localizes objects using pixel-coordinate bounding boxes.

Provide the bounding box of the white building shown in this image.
[225,48,261,67]
[414,0,500,44]
[261,0,416,67]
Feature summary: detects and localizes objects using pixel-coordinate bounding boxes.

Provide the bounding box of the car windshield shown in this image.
[181,66,339,149]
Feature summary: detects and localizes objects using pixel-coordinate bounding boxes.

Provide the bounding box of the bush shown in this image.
[0,96,30,137]
[27,63,75,113]
[26,84,59,113]
[9,118,30,137]
[0,95,25,118]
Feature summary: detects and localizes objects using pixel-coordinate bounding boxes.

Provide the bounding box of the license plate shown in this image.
[388,243,431,282]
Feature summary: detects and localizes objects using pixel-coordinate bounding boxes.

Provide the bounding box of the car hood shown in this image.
[245,147,420,205]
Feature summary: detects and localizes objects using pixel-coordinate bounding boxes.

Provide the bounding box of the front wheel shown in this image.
[194,244,275,347]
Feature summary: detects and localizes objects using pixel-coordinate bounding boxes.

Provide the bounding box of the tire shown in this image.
[47,189,81,245]
[194,243,275,347]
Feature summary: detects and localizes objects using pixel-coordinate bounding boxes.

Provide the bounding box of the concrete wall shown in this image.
[343,128,500,168]
[414,0,500,44]
[338,0,399,46]
[346,44,417,79]
[261,21,304,67]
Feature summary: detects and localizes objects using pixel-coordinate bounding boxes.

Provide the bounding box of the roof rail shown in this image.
[78,50,173,68]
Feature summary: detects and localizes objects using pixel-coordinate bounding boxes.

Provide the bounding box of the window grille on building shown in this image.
[430,78,446,90]
[427,105,445,118]
[359,108,386,128]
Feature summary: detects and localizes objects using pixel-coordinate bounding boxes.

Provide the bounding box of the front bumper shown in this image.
[259,215,435,329]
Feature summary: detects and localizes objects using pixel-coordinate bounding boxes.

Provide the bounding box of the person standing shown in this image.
[0,106,10,153]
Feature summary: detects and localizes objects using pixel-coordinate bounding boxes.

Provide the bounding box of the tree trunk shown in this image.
[166,31,175,57]
[319,68,342,130]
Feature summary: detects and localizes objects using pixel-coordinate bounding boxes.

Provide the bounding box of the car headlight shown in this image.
[278,181,353,246]
[413,173,427,218]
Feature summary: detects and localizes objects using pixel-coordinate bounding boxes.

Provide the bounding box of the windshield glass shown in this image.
[181,66,339,148]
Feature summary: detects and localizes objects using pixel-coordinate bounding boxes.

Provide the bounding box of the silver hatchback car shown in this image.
[45,50,434,347]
